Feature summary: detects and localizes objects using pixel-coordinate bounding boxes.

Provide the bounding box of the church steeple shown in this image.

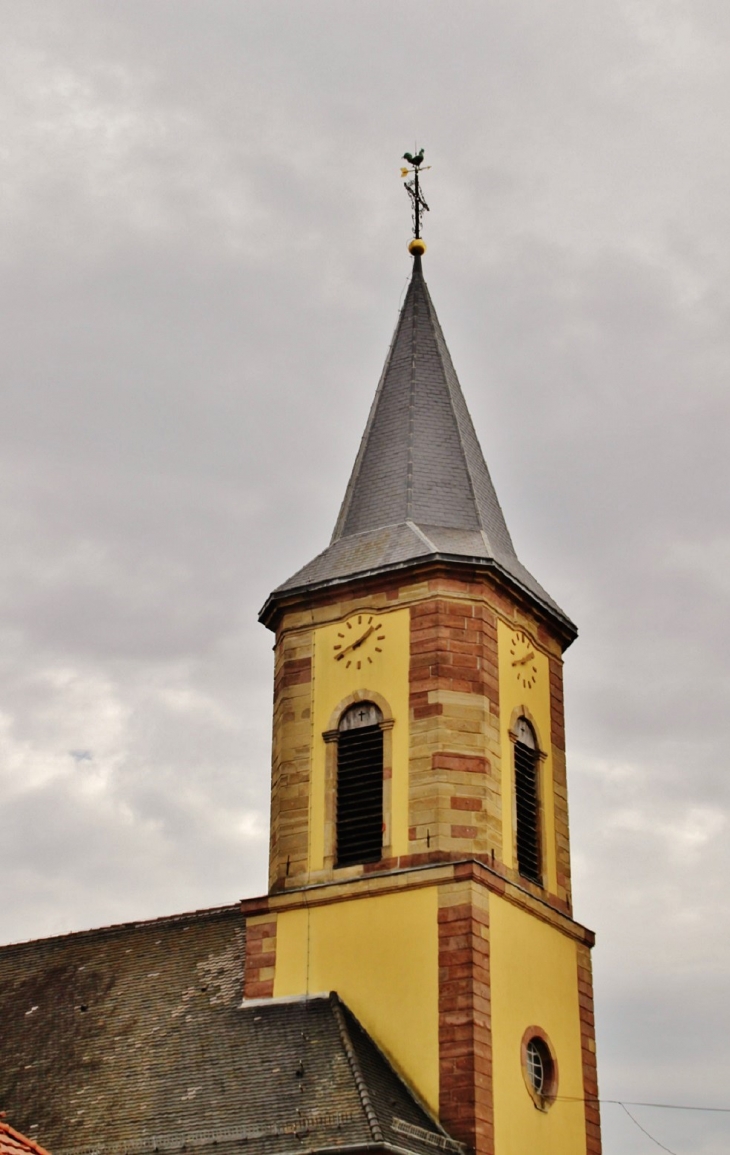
[261,252,574,641]
[252,161,600,1155]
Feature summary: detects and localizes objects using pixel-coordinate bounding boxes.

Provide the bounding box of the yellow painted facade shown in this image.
[259,581,595,1152]
[490,893,586,1154]
[273,885,440,1113]
[497,617,558,894]
[310,606,411,868]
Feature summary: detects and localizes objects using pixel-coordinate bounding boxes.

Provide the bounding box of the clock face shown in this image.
[333,614,386,671]
[509,629,538,690]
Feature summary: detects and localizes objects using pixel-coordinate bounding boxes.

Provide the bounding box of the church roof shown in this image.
[263,256,574,638]
[0,905,459,1155]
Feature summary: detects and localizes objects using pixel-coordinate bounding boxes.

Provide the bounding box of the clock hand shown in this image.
[351,624,377,650]
[335,624,377,660]
[511,651,535,667]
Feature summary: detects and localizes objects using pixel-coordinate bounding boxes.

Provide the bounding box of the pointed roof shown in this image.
[263,255,574,638]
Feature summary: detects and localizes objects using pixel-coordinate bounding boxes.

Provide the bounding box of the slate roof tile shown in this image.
[0,907,461,1155]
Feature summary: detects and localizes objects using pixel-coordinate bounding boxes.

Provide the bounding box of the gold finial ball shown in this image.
[408,238,427,256]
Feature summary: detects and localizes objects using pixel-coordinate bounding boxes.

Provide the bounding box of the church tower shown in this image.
[244,163,601,1155]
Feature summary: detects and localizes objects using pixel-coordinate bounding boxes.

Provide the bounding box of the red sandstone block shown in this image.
[244,980,274,998]
[439,603,470,619]
[439,998,467,1015]
[246,921,276,940]
[440,1011,474,1029]
[441,662,481,682]
[438,903,473,922]
[438,1040,473,1060]
[448,1055,478,1076]
[411,637,444,655]
[433,752,488,774]
[410,601,440,619]
[409,652,437,671]
[446,677,480,694]
[443,993,477,1013]
[281,659,312,688]
[438,970,473,988]
[443,1104,477,1124]
[440,938,473,957]
[470,929,489,948]
[451,824,478,839]
[472,1039,492,1060]
[445,640,482,657]
[439,957,472,976]
[450,796,483,811]
[436,947,475,965]
[440,932,472,952]
[439,974,472,993]
[439,916,472,935]
[439,1029,474,1048]
[474,1120,494,1138]
[412,703,443,718]
[439,964,473,983]
[249,951,276,969]
[440,1086,476,1104]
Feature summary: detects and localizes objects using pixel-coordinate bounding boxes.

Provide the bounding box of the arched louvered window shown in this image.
[336,702,384,868]
[514,717,542,885]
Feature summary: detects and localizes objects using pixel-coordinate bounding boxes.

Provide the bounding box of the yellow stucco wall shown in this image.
[273,886,440,1112]
[311,607,411,868]
[497,618,557,893]
[490,893,585,1154]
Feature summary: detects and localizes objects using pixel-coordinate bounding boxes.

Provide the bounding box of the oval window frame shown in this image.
[520,1026,558,1111]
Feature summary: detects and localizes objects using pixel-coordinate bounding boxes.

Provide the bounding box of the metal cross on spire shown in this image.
[401,146,430,244]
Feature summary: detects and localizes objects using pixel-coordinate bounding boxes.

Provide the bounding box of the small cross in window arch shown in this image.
[358,708,369,723]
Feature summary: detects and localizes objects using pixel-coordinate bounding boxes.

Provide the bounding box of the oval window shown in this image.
[521,1029,558,1109]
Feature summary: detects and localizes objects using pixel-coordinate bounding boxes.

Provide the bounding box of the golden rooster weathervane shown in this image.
[401,146,430,255]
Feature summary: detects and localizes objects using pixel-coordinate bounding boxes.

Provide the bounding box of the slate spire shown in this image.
[263,253,574,637]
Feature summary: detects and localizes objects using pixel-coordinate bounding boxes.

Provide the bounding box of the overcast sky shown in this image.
[1,3,729,1152]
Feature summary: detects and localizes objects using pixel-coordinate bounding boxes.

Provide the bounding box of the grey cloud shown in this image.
[1,3,730,1152]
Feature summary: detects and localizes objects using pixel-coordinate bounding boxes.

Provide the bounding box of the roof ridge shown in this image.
[405,260,419,520]
[330,993,385,1145]
[405,520,436,550]
[331,998,461,1146]
[417,271,482,540]
[0,902,241,952]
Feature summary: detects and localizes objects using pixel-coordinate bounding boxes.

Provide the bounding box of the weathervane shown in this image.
[401,147,430,255]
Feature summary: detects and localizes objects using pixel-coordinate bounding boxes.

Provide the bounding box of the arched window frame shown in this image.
[508,708,547,887]
[322,691,394,872]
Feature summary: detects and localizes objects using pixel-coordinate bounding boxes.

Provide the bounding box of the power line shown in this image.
[557,1096,730,1113]
[620,1103,679,1155]
[556,1095,730,1155]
